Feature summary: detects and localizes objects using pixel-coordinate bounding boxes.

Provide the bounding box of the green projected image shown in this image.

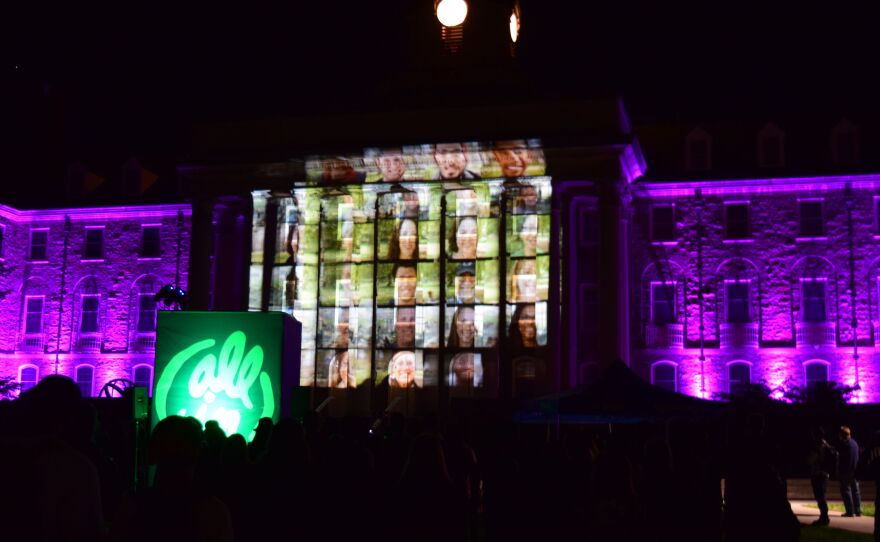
[154,312,288,440]
[250,141,554,404]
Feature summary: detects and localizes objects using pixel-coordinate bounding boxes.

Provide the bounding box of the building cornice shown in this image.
[634,174,880,198]
[0,203,192,223]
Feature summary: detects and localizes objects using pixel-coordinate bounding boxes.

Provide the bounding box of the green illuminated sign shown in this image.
[153,312,288,440]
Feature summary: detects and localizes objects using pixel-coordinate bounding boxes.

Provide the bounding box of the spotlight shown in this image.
[154,284,187,309]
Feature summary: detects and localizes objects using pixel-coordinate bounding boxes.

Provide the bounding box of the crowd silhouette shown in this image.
[4,374,880,541]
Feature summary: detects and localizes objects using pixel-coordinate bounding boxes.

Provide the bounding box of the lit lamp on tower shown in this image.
[435,0,468,53]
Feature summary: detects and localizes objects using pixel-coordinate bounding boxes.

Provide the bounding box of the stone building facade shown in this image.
[1,203,191,397]
[629,175,880,402]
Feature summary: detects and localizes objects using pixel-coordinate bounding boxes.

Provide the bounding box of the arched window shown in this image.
[728,361,751,396]
[805,361,830,388]
[651,361,677,392]
[18,365,38,393]
[130,275,164,351]
[133,365,153,394]
[75,365,95,397]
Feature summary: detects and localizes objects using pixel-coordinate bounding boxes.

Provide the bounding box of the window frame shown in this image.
[136,293,158,334]
[82,226,105,261]
[804,360,830,388]
[74,364,95,398]
[797,199,826,240]
[727,360,752,396]
[651,361,678,392]
[133,364,153,395]
[23,295,45,336]
[723,201,751,241]
[139,224,162,259]
[79,294,101,334]
[800,277,828,323]
[650,281,678,325]
[650,204,677,244]
[29,228,49,262]
[725,279,752,324]
[0,223,5,260]
[18,364,39,393]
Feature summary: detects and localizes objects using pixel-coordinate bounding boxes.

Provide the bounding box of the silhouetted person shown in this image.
[863,430,880,541]
[808,427,836,525]
[247,417,273,463]
[1,375,105,541]
[111,415,233,542]
[838,425,862,517]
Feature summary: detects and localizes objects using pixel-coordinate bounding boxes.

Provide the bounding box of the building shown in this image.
[0,203,191,397]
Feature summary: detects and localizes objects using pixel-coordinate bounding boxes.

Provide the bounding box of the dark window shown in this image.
[652,283,676,325]
[0,226,4,257]
[137,295,157,333]
[802,280,827,323]
[687,138,710,171]
[75,366,94,397]
[728,363,751,396]
[876,199,880,234]
[80,296,100,333]
[800,201,824,237]
[134,366,152,389]
[759,135,783,167]
[25,297,43,334]
[19,366,38,392]
[651,206,675,242]
[726,282,750,323]
[141,226,161,258]
[805,363,829,387]
[84,229,103,259]
[30,230,48,260]
[653,364,676,392]
[725,203,750,239]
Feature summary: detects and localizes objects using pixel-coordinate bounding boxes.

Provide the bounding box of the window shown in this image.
[652,363,677,392]
[0,225,5,258]
[802,280,827,323]
[19,365,38,393]
[24,296,44,335]
[875,198,880,235]
[651,206,675,242]
[651,283,676,325]
[725,203,750,240]
[141,226,161,258]
[686,128,712,171]
[75,366,94,397]
[726,281,750,323]
[80,295,100,333]
[799,201,824,238]
[133,365,153,393]
[805,362,829,388]
[84,228,103,260]
[137,294,157,333]
[728,362,751,396]
[29,229,48,260]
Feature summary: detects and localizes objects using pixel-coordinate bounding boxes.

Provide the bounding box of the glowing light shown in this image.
[509,11,520,43]
[436,0,468,27]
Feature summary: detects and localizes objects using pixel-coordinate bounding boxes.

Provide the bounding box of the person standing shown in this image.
[838,426,862,517]
[807,427,836,525]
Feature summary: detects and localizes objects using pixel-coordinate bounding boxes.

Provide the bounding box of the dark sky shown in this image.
[4,1,879,190]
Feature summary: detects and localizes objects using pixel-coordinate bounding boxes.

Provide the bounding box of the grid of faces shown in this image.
[252,142,552,398]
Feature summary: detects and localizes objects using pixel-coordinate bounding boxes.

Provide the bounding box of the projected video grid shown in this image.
[251,140,552,401]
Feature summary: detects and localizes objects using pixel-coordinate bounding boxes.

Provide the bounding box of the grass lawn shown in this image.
[804,503,876,517]
[801,525,874,542]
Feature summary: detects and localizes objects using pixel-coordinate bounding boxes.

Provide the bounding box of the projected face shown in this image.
[377,152,406,182]
[451,352,475,386]
[520,215,538,256]
[330,351,353,388]
[395,265,417,305]
[456,189,478,216]
[397,219,418,260]
[455,217,478,259]
[390,351,416,388]
[402,192,420,218]
[395,307,416,348]
[512,259,537,302]
[517,304,537,347]
[493,140,530,177]
[453,306,476,347]
[517,185,539,212]
[456,272,476,303]
[435,143,468,180]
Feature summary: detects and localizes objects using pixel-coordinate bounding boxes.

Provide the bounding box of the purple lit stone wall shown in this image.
[630,177,880,402]
[0,204,191,396]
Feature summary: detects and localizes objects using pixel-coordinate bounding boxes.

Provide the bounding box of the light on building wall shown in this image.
[435,0,468,27]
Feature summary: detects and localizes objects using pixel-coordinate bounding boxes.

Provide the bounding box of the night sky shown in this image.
[4,1,878,198]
